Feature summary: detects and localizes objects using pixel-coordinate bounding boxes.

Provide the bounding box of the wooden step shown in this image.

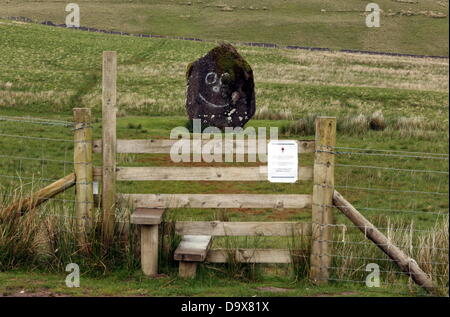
[175,235,213,278]
[174,235,213,262]
[130,208,164,225]
[130,208,165,277]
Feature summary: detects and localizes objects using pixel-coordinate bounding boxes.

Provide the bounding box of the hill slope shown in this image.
[0,19,448,126]
[0,0,448,56]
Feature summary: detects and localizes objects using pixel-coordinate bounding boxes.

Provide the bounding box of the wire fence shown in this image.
[0,115,79,218]
[318,145,449,296]
[0,115,448,296]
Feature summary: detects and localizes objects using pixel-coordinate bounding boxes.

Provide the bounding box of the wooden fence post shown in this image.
[102,51,117,247]
[332,190,437,294]
[73,108,94,248]
[310,116,336,284]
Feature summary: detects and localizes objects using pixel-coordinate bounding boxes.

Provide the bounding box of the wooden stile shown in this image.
[94,56,336,280]
[101,51,117,246]
[310,117,336,285]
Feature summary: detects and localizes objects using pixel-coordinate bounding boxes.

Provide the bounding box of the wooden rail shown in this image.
[93,139,315,154]
[1,173,76,216]
[175,221,312,236]
[93,166,313,181]
[206,249,308,264]
[121,193,312,209]
[333,190,436,294]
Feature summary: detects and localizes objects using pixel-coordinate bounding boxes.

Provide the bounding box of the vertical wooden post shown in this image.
[179,262,198,278]
[102,51,117,247]
[310,116,336,284]
[141,225,159,276]
[73,108,94,248]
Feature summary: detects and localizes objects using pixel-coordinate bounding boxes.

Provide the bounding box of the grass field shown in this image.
[0,0,448,56]
[0,19,448,297]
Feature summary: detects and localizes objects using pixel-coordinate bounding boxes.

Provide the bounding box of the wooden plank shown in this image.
[141,224,159,276]
[131,208,164,225]
[175,221,311,236]
[122,194,312,209]
[101,51,117,246]
[93,166,313,182]
[73,108,94,245]
[179,262,198,278]
[310,117,336,285]
[174,235,213,262]
[206,249,297,263]
[1,173,76,216]
[93,139,315,154]
[333,190,436,294]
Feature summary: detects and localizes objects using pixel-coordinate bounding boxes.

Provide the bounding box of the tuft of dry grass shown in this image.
[280,111,446,138]
[0,186,140,273]
[254,105,293,120]
[369,111,386,131]
[280,114,317,136]
[332,216,449,296]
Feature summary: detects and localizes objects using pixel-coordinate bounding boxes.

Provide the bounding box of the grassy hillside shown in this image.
[0,20,448,296]
[0,0,448,56]
[0,19,448,121]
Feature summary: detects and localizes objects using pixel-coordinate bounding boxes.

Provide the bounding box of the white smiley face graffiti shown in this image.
[199,72,231,108]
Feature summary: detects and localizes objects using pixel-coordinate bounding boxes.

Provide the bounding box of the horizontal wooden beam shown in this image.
[174,235,213,262]
[333,190,436,294]
[1,173,76,215]
[93,139,315,154]
[121,194,312,209]
[206,248,308,264]
[175,221,311,236]
[93,166,313,182]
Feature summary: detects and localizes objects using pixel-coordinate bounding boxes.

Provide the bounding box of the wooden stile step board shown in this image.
[175,235,213,278]
[131,208,165,225]
[174,235,213,262]
[130,208,165,277]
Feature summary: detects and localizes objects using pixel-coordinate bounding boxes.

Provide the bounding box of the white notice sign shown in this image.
[267,140,298,183]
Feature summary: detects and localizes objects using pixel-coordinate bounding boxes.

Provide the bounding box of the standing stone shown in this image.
[185,43,256,129]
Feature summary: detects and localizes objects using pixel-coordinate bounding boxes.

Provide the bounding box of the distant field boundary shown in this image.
[3,16,449,60]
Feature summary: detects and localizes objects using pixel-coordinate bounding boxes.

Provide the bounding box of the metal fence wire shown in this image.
[318,145,449,295]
